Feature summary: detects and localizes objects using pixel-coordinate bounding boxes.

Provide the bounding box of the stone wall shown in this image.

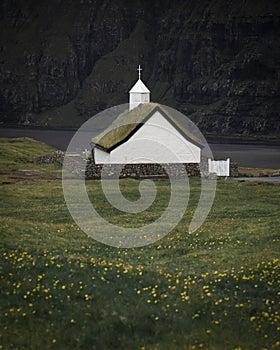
[230,161,239,177]
[85,162,201,179]
[35,151,239,178]
[36,150,65,165]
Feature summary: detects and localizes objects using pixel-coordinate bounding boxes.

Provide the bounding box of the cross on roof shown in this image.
[137,65,142,79]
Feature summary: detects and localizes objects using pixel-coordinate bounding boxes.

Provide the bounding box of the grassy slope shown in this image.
[0,137,61,180]
[0,137,55,164]
[0,138,279,350]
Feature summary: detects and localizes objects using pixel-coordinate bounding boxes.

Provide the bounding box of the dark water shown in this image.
[0,127,279,169]
[210,143,279,169]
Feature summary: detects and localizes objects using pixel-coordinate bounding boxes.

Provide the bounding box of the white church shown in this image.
[91,66,203,164]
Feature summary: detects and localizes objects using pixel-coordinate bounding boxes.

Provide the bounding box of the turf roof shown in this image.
[92,103,204,152]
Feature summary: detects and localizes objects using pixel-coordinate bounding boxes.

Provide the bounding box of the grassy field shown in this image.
[0,138,279,350]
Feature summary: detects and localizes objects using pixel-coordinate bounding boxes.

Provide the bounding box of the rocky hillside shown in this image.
[0,0,280,138]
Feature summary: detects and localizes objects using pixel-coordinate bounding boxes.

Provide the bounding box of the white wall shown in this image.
[94,148,110,163]
[94,111,201,164]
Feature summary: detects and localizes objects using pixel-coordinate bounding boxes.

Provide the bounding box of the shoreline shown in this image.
[1,127,279,169]
[1,125,279,146]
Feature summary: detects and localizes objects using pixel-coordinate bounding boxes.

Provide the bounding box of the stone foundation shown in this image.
[85,162,201,179]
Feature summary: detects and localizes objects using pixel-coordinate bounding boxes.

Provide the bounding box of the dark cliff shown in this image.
[0,0,280,138]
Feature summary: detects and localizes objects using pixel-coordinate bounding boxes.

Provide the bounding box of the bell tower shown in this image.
[129,65,150,111]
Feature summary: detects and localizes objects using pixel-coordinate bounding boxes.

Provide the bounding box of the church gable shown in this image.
[93,103,203,152]
[108,109,201,164]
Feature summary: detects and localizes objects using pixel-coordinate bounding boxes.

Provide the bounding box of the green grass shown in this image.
[238,167,280,177]
[0,139,279,350]
[0,137,62,181]
[0,137,55,167]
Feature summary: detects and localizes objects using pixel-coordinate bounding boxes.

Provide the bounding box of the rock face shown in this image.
[0,0,279,137]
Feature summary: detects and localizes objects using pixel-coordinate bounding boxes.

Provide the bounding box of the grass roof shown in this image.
[92,103,204,151]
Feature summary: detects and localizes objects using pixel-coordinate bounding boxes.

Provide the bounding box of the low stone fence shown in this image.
[36,150,64,165]
[35,151,238,178]
[229,161,238,177]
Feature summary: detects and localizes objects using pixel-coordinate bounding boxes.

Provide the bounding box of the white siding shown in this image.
[94,148,110,163]
[129,92,150,111]
[95,111,201,164]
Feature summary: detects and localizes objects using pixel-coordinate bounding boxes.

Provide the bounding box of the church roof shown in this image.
[129,79,150,93]
[92,103,204,152]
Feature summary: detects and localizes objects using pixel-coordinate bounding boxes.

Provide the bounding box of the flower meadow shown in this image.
[1,246,279,350]
[0,139,279,349]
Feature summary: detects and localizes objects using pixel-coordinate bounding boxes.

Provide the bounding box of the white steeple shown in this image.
[129,65,150,111]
